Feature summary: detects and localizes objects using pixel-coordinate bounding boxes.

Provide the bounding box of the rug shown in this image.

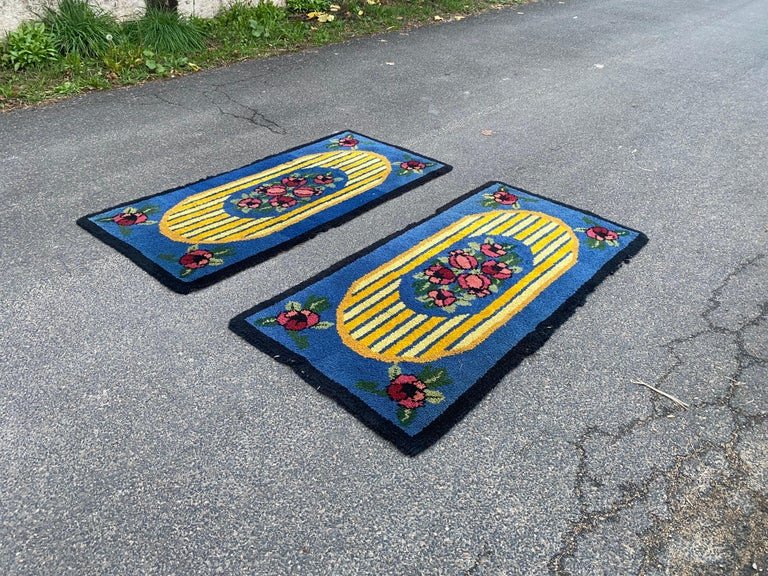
[77,131,452,293]
[229,182,648,455]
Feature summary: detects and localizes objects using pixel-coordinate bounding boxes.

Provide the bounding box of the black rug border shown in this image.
[229,181,649,456]
[76,129,453,294]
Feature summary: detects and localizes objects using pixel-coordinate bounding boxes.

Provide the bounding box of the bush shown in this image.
[124,8,206,54]
[2,22,59,70]
[41,0,119,58]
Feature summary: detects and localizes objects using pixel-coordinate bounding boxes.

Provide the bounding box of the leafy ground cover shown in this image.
[0,0,522,110]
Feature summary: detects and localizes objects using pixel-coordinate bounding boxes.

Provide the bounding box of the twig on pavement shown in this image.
[631,379,690,410]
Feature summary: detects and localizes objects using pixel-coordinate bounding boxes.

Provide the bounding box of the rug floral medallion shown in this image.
[231,182,648,455]
[78,131,451,292]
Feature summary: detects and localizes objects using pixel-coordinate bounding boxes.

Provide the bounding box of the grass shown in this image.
[41,0,120,58]
[124,8,206,54]
[0,0,523,110]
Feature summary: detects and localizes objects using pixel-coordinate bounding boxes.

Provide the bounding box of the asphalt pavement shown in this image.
[1,0,767,573]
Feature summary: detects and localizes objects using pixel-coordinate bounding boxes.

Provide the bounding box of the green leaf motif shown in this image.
[356,381,389,397]
[387,364,402,381]
[424,389,445,404]
[256,317,277,326]
[397,407,415,425]
[180,268,193,277]
[312,321,334,330]
[285,301,302,312]
[418,365,452,388]
[158,253,177,263]
[305,295,330,313]
[288,330,309,349]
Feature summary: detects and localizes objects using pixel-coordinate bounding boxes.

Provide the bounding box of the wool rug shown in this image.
[230,182,648,455]
[77,131,452,293]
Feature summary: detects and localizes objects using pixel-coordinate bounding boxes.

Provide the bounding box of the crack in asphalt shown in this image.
[463,546,492,575]
[136,85,286,135]
[548,255,767,575]
[204,87,286,135]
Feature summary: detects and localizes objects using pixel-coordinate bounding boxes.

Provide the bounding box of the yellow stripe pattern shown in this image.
[336,210,579,363]
[158,150,392,244]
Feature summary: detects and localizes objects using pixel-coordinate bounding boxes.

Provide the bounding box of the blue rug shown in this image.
[230,182,648,455]
[77,131,451,293]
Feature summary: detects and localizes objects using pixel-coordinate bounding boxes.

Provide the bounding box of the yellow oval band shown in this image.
[159,150,392,244]
[336,210,579,363]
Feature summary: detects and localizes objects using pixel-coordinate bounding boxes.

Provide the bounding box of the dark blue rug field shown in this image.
[77,131,451,293]
[230,182,648,455]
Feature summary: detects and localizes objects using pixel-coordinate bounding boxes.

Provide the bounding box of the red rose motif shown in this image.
[386,374,427,409]
[338,136,358,147]
[112,211,148,226]
[427,289,457,308]
[314,174,335,185]
[293,185,319,198]
[179,249,214,269]
[281,176,307,187]
[448,249,478,270]
[480,242,506,258]
[493,190,519,205]
[237,197,262,209]
[481,260,513,280]
[425,264,456,285]
[400,160,427,171]
[270,195,297,208]
[586,226,619,241]
[458,272,492,296]
[276,309,320,331]
[265,184,288,196]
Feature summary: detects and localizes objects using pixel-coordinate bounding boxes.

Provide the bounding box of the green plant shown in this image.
[286,0,331,12]
[2,22,59,70]
[41,0,119,58]
[125,8,206,54]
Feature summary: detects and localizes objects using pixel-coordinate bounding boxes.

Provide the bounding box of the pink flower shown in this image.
[236,197,262,209]
[112,211,148,226]
[179,249,214,269]
[458,272,492,297]
[480,242,506,258]
[276,309,320,331]
[293,185,319,198]
[400,160,427,171]
[427,289,457,308]
[386,374,427,409]
[270,195,297,208]
[586,226,619,241]
[425,264,456,285]
[448,250,478,270]
[481,260,513,280]
[281,176,307,187]
[493,190,519,205]
[265,184,288,196]
[338,136,358,147]
[314,174,335,185]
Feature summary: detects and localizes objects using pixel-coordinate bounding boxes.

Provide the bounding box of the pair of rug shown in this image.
[79,131,647,455]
